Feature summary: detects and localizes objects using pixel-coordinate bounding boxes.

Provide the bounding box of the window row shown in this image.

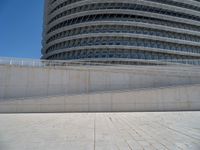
[47,49,200,65]
[47,14,200,34]
[48,3,200,24]
[46,25,200,44]
[49,0,83,15]
[49,0,200,16]
[46,37,200,54]
[147,0,200,12]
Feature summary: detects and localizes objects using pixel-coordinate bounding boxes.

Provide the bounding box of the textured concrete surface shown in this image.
[0,112,200,150]
[1,65,200,99]
[0,84,200,113]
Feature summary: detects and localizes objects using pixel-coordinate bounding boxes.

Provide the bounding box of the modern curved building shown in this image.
[42,0,200,64]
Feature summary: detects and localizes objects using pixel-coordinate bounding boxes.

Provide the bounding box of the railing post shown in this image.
[10,60,12,65]
[33,61,35,67]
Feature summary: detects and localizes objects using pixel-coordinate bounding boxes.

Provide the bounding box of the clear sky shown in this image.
[0,0,44,59]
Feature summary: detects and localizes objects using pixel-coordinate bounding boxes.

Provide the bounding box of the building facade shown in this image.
[42,0,200,64]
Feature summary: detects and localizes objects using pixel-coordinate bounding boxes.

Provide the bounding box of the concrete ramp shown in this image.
[0,84,199,113]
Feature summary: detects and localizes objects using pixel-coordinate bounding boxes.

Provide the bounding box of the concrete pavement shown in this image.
[0,112,200,150]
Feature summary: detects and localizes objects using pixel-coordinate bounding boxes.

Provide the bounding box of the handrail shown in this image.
[0,57,200,68]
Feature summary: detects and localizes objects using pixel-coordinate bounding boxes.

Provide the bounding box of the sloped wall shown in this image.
[0,65,200,99]
[0,84,199,113]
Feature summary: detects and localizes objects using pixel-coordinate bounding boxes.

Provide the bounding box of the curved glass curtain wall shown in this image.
[42,0,200,64]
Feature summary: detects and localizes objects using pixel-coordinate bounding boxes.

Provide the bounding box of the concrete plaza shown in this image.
[0,112,200,150]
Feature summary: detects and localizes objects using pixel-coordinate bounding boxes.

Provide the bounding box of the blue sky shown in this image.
[0,0,44,59]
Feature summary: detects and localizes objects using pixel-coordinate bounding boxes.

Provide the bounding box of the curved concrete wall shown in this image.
[0,64,200,99]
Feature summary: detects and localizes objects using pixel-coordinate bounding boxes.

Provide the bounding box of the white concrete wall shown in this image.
[0,65,200,99]
[0,84,199,113]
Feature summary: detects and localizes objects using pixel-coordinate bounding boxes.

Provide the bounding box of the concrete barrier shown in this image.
[0,65,200,99]
[0,84,199,113]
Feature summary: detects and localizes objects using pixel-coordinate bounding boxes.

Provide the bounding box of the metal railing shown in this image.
[0,57,200,68]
